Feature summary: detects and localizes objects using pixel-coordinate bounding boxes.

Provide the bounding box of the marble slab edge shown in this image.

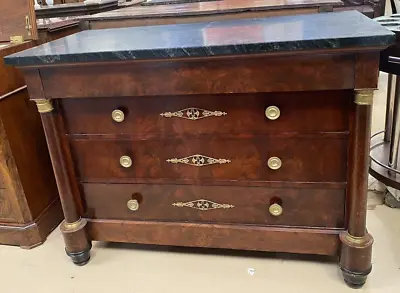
[4,35,395,67]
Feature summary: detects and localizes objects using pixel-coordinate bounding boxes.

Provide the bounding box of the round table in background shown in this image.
[370,15,400,207]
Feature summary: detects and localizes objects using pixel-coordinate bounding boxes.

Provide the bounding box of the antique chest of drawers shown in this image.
[5,11,394,287]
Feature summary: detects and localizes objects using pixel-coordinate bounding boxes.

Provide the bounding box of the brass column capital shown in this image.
[35,99,54,113]
[354,89,375,105]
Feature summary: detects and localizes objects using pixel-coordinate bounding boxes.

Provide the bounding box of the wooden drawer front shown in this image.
[70,137,347,183]
[61,91,351,135]
[39,54,355,99]
[82,183,345,228]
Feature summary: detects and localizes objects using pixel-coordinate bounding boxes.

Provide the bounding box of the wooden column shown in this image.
[34,98,91,265]
[339,89,374,288]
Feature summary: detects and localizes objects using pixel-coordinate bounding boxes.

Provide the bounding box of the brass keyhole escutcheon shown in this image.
[265,106,280,120]
[268,157,282,170]
[127,199,139,211]
[269,203,283,216]
[112,109,125,122]
[120,156,132,168]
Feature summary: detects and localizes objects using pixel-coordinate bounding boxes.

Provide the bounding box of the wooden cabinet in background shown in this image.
[0,0,62,248]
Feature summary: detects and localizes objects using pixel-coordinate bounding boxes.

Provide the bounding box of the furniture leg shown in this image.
[339,89,374,288]
[34,99,91,265]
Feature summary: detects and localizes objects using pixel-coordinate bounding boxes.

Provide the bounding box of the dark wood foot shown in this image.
[339,231,373,288]
[60,219,92,265]
[66,246,91,266]
[341,266,371,289]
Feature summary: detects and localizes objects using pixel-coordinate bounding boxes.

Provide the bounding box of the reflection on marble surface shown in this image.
[4,11,395,66]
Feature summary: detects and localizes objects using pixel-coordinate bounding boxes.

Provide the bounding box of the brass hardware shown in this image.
[269,203,283,216]
[343,233,367,245]
[25,15,32,36]
[35,99,54,113]
[10,36,24,43]
[355,89,374,105]
[62,218,82,230]
[120,156,132,168]
[173,199,234,211]
[268,157,282,170]
[112,109,125,122]
[160,107,227,120]
[167,154,231,167]
[127,199,139,211]
[265,106,280,120]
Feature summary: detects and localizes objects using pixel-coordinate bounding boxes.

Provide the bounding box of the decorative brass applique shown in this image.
[355,89,374,105]
[160,107,227,120]
[35,99,54,113]
[166,154,231,167]
[173,199,234,211]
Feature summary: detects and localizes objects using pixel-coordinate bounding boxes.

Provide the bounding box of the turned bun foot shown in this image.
[60,219,92,266]
[66,248,91,266]
[341,267,371,289]
[339,231,373,289]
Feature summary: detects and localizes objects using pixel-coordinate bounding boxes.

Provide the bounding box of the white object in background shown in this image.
[34,0,40,8]
[247,268,256,276]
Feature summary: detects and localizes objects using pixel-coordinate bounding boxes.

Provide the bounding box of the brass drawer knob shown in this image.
[269,203,283,216]
[120,155,132,168]
[127,199,139,211]
[268,157,282,170]
[112,109,125,122]
[265,106,280,120]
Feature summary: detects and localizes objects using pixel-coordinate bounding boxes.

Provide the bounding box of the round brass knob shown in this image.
[112,109,125,123]
[269,203,283,216]
[268,157,282,170]
[265,106,280,120]
[127,199,139,211]
[120,155,132,168]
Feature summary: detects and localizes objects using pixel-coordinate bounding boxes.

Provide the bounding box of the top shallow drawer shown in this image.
[60,91,351,135]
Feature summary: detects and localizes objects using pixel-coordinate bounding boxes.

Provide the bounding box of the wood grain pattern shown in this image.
[87,219,342,256]
[346,103,372,236]
[83,183,345,228]
[60,91,351,135]
[0,1,62,247]
[0,198,63,248]
[0,42,35,96]
[0,0,38,42]
[39,110,81,223]
[70,137,348,183]
[0,89,59,220]
[39,54,355,99]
